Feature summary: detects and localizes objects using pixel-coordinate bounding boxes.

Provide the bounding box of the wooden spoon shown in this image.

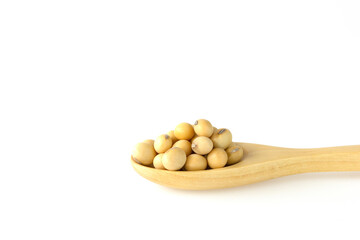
[131,142,360,190]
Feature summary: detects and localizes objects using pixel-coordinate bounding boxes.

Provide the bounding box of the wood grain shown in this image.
[131,143,360,190]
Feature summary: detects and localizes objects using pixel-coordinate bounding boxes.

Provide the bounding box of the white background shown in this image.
[1,0,360,239]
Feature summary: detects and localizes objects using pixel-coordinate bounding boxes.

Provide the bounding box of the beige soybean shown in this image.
[167,130,178,144]
[191,136,213,155]
[226,145,244,165]
[132,142,157,166]
[173,140,192,156]
[207,148,228,169]
[211,128,232,149]
[211,127,217,137]
[154,134,172,153]
[194,119,213,137]
[184,154,207,171]
[174,122,195,140]
[227,142,237,148]
[153,153,165,169]
[162,147,187,171]
[190,133,199,143]
[143,139,154,146]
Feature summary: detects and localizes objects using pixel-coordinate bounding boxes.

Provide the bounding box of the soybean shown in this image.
[132,142,157,166]
[174,122,195,140]
[143,139,154,146]
[207,148,228,169]
[154,134,172,153]
[162,147,187,171]
[184,154,207,171]
[167,130,178,144]
[153,153,165,169]
[211,128,232,149]
[191,136,213,155]
[226,145,244,165]
[173,140,192,156]
[194,119,213,137]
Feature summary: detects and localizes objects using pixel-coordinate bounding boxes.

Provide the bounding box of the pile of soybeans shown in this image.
[132,119,244,171]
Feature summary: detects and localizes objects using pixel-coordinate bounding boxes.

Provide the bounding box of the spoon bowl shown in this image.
[131,142,360,190]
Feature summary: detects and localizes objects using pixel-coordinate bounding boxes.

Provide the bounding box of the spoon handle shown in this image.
[230,144,360,188]
[278,145,360,172]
